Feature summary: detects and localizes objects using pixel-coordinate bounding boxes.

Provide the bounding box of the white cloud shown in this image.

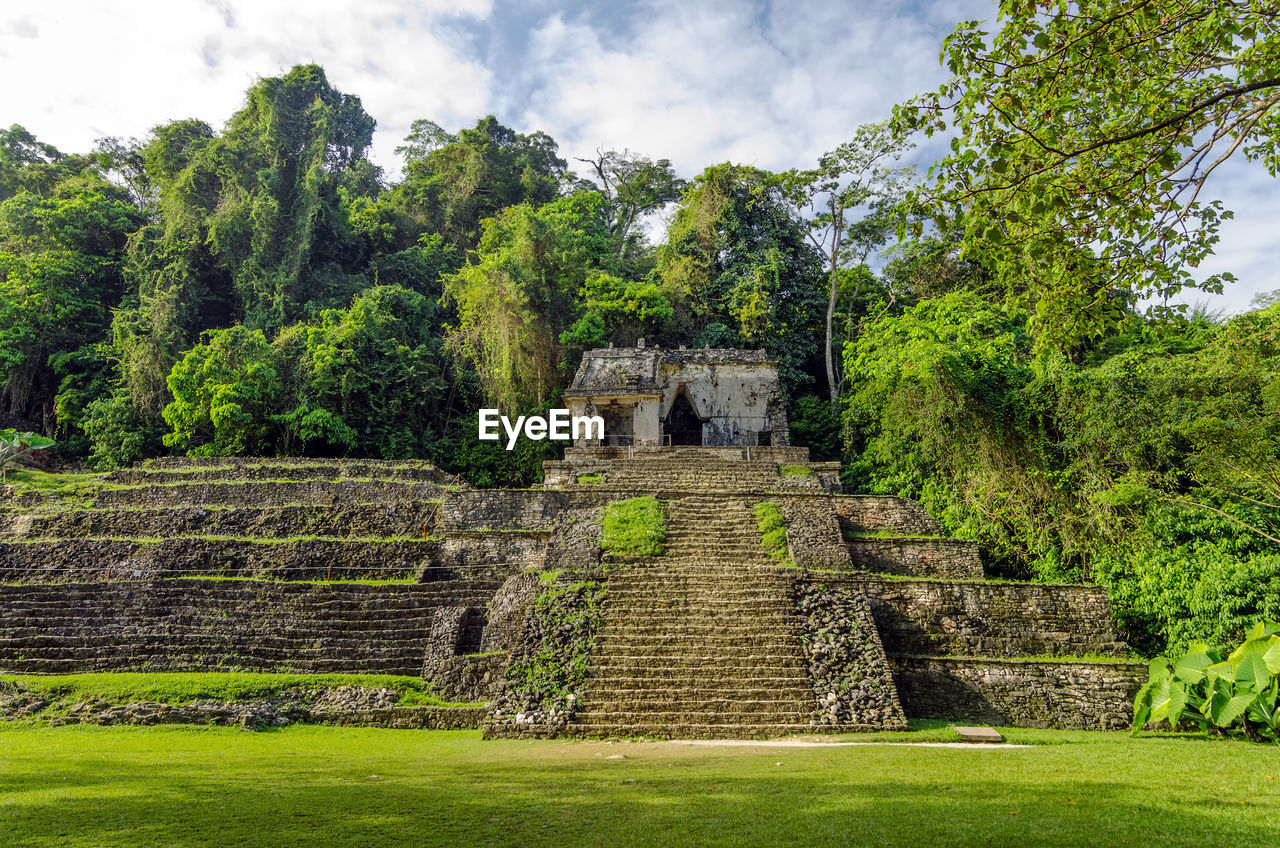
[0,0,493,174]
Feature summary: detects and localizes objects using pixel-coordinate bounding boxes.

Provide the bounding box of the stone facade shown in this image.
[846,538,984,579]
[889,656,1145,731]
[814,574,1128,658]
[562,345,790,447]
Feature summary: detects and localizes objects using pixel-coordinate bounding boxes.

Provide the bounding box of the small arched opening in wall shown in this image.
[664,385,703,446]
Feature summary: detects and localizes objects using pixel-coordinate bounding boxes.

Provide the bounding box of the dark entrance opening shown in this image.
[664,388,702,446]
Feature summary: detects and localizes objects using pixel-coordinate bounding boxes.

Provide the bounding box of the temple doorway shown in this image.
[664,388,702,446]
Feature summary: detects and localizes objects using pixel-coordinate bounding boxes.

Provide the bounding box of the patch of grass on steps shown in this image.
[601,496,666,557]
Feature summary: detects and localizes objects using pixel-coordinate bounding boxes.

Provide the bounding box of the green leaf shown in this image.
[1033,32,1050,49]
[1263,637,1280,675]
[1213,692,1257,728]
[1234,652,1272,693]
[1173,651,1212,684]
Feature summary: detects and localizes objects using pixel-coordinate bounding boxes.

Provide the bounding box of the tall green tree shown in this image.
[782,122,912,401]
[896,0,1280,350]
[394,116,568,250]
[657,164,826,389]
[442,193,609,411]
[116,65,378,419]
[0,174,142,430]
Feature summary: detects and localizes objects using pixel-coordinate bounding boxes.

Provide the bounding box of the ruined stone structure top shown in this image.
[562,343,789,447]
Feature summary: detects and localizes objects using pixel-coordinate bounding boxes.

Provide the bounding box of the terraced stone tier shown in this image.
[2,503,442,540]
[94,479,446,509]
[0,578,504,675]
[889,655,1146,731]
[846,537,983,579]
[543,451,822,493]
[0,538,452,582]
[107,461,449,485]
[830,575,1130,658]
[832,495,943,536]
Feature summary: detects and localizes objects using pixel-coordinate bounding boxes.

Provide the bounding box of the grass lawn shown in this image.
[1,724,1276,847]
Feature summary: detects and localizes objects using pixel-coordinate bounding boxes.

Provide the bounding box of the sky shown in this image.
[1,0,1276,313]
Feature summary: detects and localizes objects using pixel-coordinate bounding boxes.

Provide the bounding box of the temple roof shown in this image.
[564,345,772,397]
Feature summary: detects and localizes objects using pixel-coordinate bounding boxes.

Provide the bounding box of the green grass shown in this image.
[0,724,1276,847]
[576,473,604,485]
[0,672,476,708]
[601,496,666,557]
[754,501,792,565]
[779,464,814,477]
[2,468,116,503]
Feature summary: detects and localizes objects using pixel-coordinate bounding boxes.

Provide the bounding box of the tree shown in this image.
[656,163,826,389]
[442,193,609,410]
[782,122,913,401]
[0,175,142,429]
[394,116,569,250]
[575,149,684,266]
[297,285,450,458]
[895,1,1280,350]
[161,325,283,457]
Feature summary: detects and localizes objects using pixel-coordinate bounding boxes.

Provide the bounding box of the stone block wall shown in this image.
[437,532,548,573]
[0,538,442,583]
[4,503,443,540]
[94,480,444,509]
[794,580,906,729]
[889,656,1146,730]
[774,496,851,571]
[832,495,943,535]
[847,538,983,579]
[858,576,1128,658]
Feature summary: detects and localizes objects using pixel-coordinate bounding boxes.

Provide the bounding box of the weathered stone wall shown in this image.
[774,497,851,571]
[889,656,1146,730]
[0,680,486,729]
[431,653,507,703]
[857,576,1128,658]
[2,503,442,540]
[832,495,943,535]
[847,538,983,579]
[0,538,443,582]
[0,578,503,676]
[107,461,448,485]
[94,480,445,509]
[442,489,625,531]
[437,531,548,573]
[794,581,907,729]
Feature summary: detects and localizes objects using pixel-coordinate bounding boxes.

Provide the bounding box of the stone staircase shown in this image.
[0,578,504,675]
[571,494,823,737]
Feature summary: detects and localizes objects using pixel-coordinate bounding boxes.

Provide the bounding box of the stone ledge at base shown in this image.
[889,656,1147,731]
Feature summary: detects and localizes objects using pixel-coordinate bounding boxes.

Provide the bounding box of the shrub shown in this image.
[1134,619,1280,742]
[601,496,666,557]
[755,501,792,565]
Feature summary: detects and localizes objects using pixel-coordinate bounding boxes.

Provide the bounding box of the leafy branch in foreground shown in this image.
[0,428,55,481]
[895,1,1280,350]
[1134,619,1280,742]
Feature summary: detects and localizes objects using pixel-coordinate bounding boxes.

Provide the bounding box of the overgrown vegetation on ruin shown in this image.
[755,501,792,566]
[601,497,666,558]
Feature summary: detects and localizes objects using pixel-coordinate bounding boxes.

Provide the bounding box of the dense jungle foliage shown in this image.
[2,28,1278,658]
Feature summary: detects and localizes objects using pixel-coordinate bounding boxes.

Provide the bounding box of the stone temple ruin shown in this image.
[0,344,1146,735]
